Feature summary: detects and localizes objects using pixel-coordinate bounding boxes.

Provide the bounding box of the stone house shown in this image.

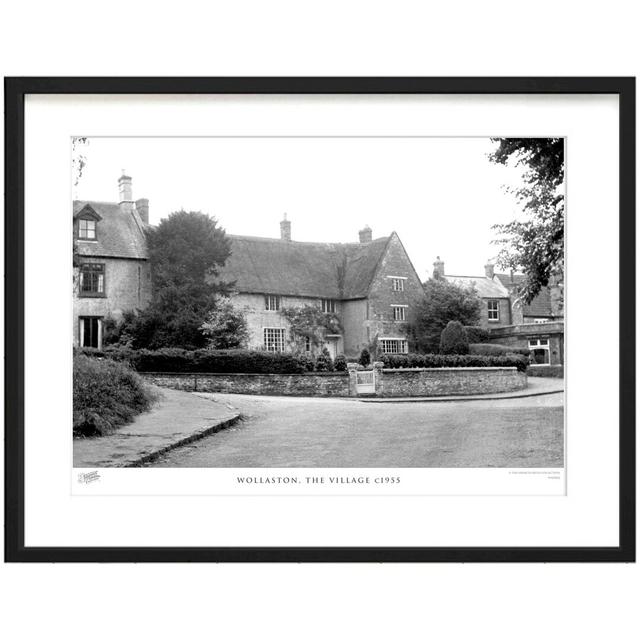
[73,175,152,349]
[217,219,425,358]
[433,257,513,328]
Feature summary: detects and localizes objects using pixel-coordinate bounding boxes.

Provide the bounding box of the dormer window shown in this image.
[78,218,96,240]
[74,204,102,241]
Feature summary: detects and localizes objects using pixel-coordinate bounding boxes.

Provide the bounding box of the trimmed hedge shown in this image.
[469,343,531,357]
[464,326,490,343]
[440,321,469,355]
[82,347,317,374]
[380,352,529,373]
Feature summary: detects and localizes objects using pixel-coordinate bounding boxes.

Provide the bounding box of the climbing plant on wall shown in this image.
[279,305,342,352]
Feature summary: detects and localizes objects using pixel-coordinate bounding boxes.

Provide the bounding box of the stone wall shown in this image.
[142,366,525,398]
[378,367,527,397]
[364,233,425,351]
[143,371,351,397]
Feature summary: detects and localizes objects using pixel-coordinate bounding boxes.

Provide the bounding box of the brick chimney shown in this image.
[136,198,149,224]
[484,260,495,279]
[280,213,291,241]
[118,173,134,215]
[433,256,445,278]
[358,225,372,243]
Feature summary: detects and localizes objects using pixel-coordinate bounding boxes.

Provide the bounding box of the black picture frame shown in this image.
[4,77,635,563]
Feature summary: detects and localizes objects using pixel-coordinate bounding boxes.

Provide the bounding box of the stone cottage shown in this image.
[217,219,425,358]
[73,175,152,349]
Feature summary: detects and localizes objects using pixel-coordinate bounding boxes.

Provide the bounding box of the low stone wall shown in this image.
[528,365,564,378]
[379,367,527,397]
[142,372,350,397]
[142,366,526,398]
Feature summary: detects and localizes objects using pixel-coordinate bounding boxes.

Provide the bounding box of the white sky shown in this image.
[74,137,527,279]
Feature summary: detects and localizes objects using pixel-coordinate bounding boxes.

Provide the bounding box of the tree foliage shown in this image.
[489,138,564,304]
[408,279,482,353]
[200,298,250,349]
[125,211,232,349]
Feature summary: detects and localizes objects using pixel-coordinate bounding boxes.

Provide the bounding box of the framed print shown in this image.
[4,77,635,562]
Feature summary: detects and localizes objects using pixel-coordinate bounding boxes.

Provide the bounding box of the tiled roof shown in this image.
[217,234,391,299]
[496,272,554,317]
[73,201,149,260]
[443,274,510,298]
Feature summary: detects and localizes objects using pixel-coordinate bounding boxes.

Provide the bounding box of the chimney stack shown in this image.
[136,198,149,225]
[118,173,134,214]
[280,213,291,241]
[433,256,445,278]
[358,225,372,244]
[484,261,495,279]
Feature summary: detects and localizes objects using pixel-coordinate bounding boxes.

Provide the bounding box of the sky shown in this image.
[73,136,527,280]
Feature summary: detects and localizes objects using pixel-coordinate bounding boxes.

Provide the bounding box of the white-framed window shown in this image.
[528,338,550,365]
[379,338,408,354]
[392,278,405,292]
[392,305,407,321]
[264,328,286,352]
[321,298,336,313]
[532,318,550,324]
[78,218,97,240]
[487,299,500,322]
[79,316,102,349]
[265,294,280,311]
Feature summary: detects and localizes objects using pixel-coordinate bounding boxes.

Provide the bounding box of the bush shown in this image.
[469,343,531,357]
[380,352,529,373]
[315,348,335,372]
[359,348,371,367]
[440,321,469,355]
[464,326,489,343]
[334,354,348,372]
[73,354,157,438]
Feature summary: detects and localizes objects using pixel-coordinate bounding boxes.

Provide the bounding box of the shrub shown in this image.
[200,299,250,349]
[380,353,529,373]
[359,348,371,367]
[440,321,469,355]
[334,354,347,372]
[469,343,531,357]
[464,326,490,343]
[73,354,157,438]
[315,348,335,372]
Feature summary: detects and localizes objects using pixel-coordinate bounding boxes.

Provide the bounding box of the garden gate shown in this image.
[355,369,376,395]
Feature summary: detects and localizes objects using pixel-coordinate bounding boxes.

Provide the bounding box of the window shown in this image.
[392,305,407,321]
[304,336,311,352]
[487,299,500,321]
[78,218,97,240]
[79,263,105,296]
[532,318,550,324]
[392,278,405,292]
[264,328,286,352]
[321,299,336,313]
[528,338,550,365]
[265,295,280,311]
[79,316,102,349]
[379,338,408,354]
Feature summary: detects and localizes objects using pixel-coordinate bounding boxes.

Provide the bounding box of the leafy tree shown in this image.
[408,279,482,353]
[135,211,232,349]
[439,320,469,355]
[200,298,250,349]
[489,138,564,304]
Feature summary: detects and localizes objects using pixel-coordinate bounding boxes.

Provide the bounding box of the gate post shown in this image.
[347,363,359,397]
[373,361,384,396]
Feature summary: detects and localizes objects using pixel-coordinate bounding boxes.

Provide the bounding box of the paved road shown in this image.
[148,392,564,468]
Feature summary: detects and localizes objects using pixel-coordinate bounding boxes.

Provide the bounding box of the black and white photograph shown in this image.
[71,135,565,474]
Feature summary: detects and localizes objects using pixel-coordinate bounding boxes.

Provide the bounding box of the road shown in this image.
[148,391,564,468]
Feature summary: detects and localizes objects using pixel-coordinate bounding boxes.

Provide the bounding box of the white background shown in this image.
[1,1,638,639]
